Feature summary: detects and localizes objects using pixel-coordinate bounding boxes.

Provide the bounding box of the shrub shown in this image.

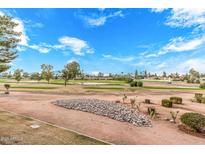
[4,84,10,94]
[200,83,205,89]
[170,111,179,123]
[170,97,183,104]
[180,112,205,133]
[201,97,205,104]
[144,99,151,104]
[195,79,200,84]
[129,81,143,87]
[161,99,172,108]
[130,98,136,108]
[195,93,203,103]
[130,81,137,87]
[147,107,156,118]
[137,81,143,87]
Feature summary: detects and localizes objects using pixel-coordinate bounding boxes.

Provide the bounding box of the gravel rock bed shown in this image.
[51,99,152,127]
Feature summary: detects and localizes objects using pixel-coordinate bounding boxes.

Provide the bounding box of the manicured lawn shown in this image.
[0,110,107,145]
[143,86,203,90]
[51,79,126,84]
[83,86,125,90]
[11,86,58,90]
[141,79,169,82]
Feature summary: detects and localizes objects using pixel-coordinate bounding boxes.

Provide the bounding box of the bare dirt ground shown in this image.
[0,90,205,144]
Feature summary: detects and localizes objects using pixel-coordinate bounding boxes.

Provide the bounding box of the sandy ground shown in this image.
[0,90,205,144]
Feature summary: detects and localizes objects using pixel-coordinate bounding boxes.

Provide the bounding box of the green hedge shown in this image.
[180,112,205,133]
[161,99,172,108]
[129,81,143,87]
[170,97,183,104]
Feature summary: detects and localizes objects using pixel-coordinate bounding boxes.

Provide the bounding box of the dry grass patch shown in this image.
[0,110,107,145]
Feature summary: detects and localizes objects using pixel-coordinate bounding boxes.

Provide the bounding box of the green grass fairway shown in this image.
[11,86,58,90]
[143,86,203,90]
[83,86,125,90]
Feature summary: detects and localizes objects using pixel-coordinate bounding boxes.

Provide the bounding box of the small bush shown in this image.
[170,97,183,104]
[195,93,203,103]
[144,99,151,104]
[130,98,136,108]
[129,81,143,87]
[130,81,137,87]
[137,81,143,87]
[180,112,205,133]
[4,84,10,94]
[200,83,205,89]
[195,93,203,98]
[170,111,179,123]
[147,107,156,118]
[161,99,172,108]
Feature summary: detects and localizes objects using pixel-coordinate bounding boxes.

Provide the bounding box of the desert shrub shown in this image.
[144,99,151,104]
[130,81,137,87]
[4,84,10,94]
[125,78,134,83]
[122,94,127,103]
[195,79,200,84]
[161,99,172,108]
[129,81,143,87]
[180,112,205,133]
[200,83,205,89]
[170,111,179,123]
[137,81,143,87]
[147,107,156,118]
[130,98,136,108]
[195,93,203,103]
[135,102,141,111]
[170,97,183,104]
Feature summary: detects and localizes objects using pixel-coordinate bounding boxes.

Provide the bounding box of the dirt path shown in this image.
[0,91,205,144]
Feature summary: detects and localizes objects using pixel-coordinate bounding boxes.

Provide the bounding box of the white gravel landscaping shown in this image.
[51,99,152,127]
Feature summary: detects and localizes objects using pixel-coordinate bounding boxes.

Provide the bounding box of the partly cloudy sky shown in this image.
[1,8,205,74]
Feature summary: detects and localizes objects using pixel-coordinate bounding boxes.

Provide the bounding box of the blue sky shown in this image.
[1,8,205,75]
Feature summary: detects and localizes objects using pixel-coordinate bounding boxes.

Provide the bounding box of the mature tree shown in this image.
[53,70,62,80]
[61,64,72,86]
[163,71,167,77]
[13,69,23,82]
[144,70,147,78]
[41,64,53,84]
[66,61,81,79]
[30,72,41,82]
[23,72,30,79]
[135,70,138,79]
[189,68,200,83]
[0,15,21,73]
[98,72,104,77]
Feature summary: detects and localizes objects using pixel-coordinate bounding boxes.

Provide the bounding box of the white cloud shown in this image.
[151,8,167,13]
[67,57,77,63]
[0,10,29,46]
[82,10,124,27]
[91,71,100,76]
[0,11,4,16]
[156,62,167,69]
[29,45,50,53]
[32,22,44,28]
[145,53,157,58]
[158,36,205,55]
[177,58,205,73]
[166,8,205,28]
[58,36,94,55]
[102,54,135,62]
[12,18,29,46]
